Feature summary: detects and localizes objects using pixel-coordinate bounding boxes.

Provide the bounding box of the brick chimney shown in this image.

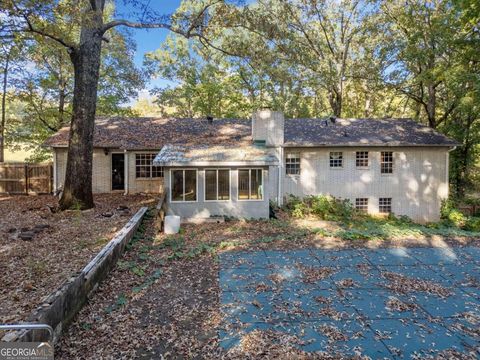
[252,109,284,147]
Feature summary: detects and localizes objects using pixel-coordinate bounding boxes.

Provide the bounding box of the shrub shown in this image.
[440,198,457,219]
[447,209,467,228]
[464,217,480,232]
[285,194,355,221]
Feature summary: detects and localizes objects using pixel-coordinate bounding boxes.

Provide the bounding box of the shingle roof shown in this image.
[44,116,458,149]
[44,117,252,150]
[154,144,279,166]
[284,118,458,147]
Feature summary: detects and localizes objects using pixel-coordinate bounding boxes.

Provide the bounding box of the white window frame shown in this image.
[170,168,198,203]
[380,151,394,175]
[285,153,301,176]
[329,151,343,168]
[355,198,369,213]
[204,168,231,202]
[237,168,264,201]
[379,197,392,214]
[355,151,369,169]
[135,153,164,179]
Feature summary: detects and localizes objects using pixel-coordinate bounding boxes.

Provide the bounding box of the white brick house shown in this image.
[45,111,458,223]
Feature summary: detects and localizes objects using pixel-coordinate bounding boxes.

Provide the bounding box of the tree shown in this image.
[3,0,223,209]
[146,35,250,118]
[0,32,28,163]
[216,0,381,117]
[379,0,461,129]
[11,28,144,162]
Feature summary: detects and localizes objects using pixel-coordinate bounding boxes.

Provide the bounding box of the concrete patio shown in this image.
[219,246,480,358]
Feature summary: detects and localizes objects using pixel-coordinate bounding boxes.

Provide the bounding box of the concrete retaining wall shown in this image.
[1,207,148,343]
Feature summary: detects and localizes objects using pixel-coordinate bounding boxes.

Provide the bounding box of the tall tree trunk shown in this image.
[58,82,66,126]
[0,51,9,163]
[426,83,437,128]
[329,86,342,118]
[59,14,103,210]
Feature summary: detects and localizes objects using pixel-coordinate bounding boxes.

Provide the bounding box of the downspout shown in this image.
[53,148,57,194]
[124,149,129,195]
[277,146,284,206]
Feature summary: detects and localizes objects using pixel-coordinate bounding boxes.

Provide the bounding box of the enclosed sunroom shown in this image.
[153,144,279,220]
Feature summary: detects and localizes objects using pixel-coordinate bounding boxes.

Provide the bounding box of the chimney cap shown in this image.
[330,116,336,123]
[206,115,214,124]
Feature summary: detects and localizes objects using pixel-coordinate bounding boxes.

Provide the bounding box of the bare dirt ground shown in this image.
[56,215,480,359]
[0,193,157,324]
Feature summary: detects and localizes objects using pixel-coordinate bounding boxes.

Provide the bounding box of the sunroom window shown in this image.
[238,169,263,200]
[171,169,197,202]
[205,169,230,201]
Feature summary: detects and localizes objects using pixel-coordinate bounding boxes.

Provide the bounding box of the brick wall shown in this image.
[54,148,164,194]
[282,147,450,223]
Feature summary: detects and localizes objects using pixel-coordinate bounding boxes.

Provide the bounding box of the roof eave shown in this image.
[283,142,459,148]
[154,160,279,167]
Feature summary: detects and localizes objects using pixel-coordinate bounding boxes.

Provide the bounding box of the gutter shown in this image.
[53,150,58,194]
[277,146,283,206]
[124,149,129,195]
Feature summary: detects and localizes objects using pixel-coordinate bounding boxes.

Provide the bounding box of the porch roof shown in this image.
[153,144,279,167]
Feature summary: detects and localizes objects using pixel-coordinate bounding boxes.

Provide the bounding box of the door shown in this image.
[111,153,125,191]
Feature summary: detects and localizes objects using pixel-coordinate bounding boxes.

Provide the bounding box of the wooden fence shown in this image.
[0,163,53,195]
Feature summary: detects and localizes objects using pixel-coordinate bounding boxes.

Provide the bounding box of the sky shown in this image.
[115,0,184,100]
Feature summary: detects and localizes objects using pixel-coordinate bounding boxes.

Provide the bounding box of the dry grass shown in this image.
[0,193,157,323]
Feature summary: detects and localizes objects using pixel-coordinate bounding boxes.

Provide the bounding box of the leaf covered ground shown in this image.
[0,194,157,325]
[56,213,480,359]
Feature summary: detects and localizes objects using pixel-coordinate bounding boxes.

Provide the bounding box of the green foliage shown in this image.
[285,194,355,221]
[335,215,480,242]
[464,217,480,232]
[447,210,468,228]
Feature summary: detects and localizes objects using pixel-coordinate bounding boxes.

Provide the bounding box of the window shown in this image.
[205,169,230,201]
[238,169,263,200]
[171,169,197,202]
[355,198,369,213]
[329,152,343,168]
[356,151,369,168]
[381,152,393,174]
[136,153,164,178]
[286,153,301,175]
[379,198,392,214]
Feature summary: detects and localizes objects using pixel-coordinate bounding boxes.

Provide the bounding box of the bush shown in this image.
[285,194,355,221]
[447,209,467,228]
[464,217,480,232]
[440,198,457,219]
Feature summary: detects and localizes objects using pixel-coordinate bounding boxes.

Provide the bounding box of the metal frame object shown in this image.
[0,324,54,343]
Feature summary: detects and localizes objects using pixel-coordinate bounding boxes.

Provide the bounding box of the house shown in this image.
[45,110,458,223]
